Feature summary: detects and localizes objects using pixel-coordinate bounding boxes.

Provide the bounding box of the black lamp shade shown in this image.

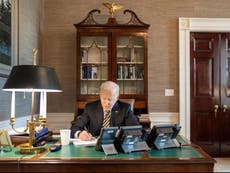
[2,65,62,92]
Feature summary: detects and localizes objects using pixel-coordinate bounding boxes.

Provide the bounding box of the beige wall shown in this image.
[19,0,41,65]
[41,0,230,114]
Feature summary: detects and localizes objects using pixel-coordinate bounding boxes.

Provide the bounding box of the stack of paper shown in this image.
[70,137,97,146]
[138,114,150,123]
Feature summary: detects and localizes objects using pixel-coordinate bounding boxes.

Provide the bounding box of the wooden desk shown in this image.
[0,141,215,172]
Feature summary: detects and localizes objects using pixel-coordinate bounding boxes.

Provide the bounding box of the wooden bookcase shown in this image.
[74,9,150,120]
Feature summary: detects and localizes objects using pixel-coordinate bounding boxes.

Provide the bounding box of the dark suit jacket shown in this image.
[70,100,139,138]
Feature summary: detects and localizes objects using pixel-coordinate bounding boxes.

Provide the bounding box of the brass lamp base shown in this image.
[10,116,48,154]
[17,143,45,154]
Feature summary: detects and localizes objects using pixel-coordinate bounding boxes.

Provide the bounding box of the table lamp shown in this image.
[2,51,62,153]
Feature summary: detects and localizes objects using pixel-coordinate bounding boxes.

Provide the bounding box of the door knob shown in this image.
[214,105,219,113]
[223,105,227,112]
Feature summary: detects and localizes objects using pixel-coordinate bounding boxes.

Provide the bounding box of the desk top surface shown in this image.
[0,137,216,173]
[42,144,203,159]
[1,138,205,160]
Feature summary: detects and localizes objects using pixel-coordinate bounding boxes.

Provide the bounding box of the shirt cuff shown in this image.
[74,131,81,138]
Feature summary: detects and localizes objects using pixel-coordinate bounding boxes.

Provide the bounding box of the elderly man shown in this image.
[71,81,139,140]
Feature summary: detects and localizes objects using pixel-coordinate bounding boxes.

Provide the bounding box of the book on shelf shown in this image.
[128,65,136,79]
[87,65,91,78]
[117,64,143,79]
[91,65,97,79]
[81,65,91,79]
[81,65,86,79]
[117,64,122,79]
[136,70,144,79]
[123,65,127,79]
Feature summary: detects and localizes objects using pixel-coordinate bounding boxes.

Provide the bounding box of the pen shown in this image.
[84,126,89,132]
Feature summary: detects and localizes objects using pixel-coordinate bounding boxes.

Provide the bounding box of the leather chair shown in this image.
[119,98,135,111]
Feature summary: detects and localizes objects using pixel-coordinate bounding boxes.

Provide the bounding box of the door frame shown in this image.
[179,18,230,140]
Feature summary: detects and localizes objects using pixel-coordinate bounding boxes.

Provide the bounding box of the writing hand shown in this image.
[78,130,92,141]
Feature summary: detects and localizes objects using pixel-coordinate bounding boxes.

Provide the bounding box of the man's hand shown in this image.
[78,130,92,141]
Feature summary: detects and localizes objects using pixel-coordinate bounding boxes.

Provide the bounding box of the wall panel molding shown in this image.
[149,112,179,128]
[1,113,74,134]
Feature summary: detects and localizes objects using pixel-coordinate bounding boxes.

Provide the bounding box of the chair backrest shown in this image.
[119,99,135,111]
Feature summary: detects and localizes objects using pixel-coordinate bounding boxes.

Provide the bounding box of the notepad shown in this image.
[71,137,97,146]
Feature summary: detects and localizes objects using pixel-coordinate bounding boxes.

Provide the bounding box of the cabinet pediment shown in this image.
[74,9,150,28]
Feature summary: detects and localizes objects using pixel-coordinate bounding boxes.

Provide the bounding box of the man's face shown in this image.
[100,89,118,111]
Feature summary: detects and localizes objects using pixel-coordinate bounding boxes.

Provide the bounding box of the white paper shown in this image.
[71,137,97,147]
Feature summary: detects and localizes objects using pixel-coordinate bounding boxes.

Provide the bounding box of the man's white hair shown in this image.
[100,81,119,97]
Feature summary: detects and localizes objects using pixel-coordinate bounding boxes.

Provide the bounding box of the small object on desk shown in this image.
[60,129,71,145]
[50,144,62,152]
[0,129,13,151]
[138,114,150,122]
[33,140,46,147]
[35,127,49,139]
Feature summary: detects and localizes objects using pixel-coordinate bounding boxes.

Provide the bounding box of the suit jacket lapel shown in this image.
[111,101,119,126]
[97,101,104,125]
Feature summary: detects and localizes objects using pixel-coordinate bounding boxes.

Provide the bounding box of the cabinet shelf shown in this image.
[117,62,144,64]
[117,45,144,48]
[81,45,107,49]
[117,79,144,81]
[81,62,107,65]
[81,78,107,81]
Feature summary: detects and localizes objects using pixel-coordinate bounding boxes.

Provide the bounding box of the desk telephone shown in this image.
[96,126,150,155]
[96,124,181,155]
[146,124,181,149]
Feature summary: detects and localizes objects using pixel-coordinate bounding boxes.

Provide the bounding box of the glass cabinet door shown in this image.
[80,36,108,95]
[116,36,145,95]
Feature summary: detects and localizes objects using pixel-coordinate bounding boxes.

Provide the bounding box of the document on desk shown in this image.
[70,137,97,146]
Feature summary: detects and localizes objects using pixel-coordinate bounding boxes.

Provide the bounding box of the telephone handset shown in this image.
[172,124,181,139]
